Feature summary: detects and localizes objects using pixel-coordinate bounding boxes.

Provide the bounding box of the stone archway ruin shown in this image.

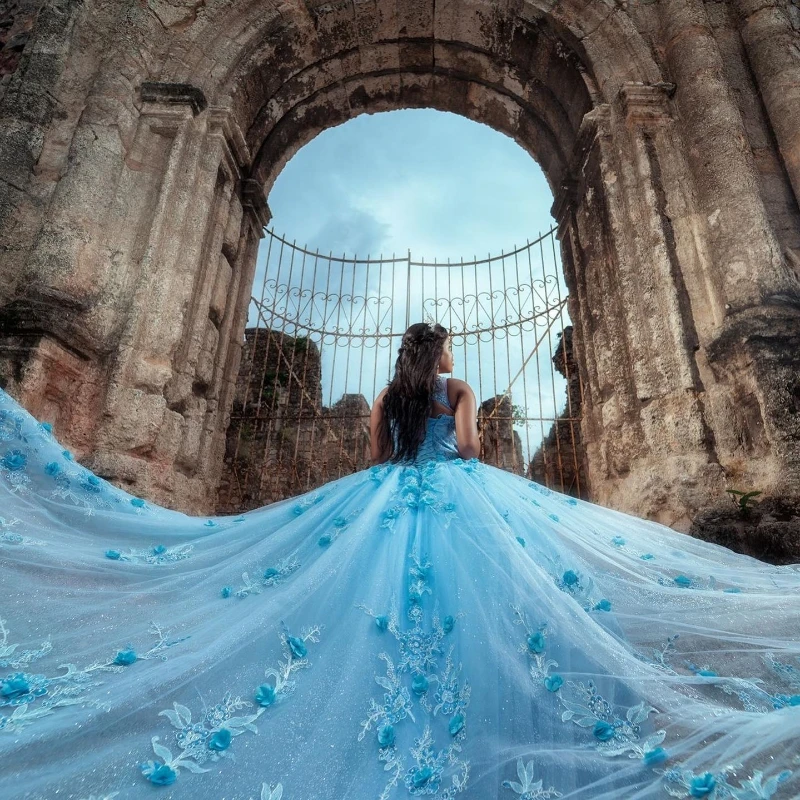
[1,0,799,529]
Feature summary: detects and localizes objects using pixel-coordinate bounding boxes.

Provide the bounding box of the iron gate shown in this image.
[216,228,586,512]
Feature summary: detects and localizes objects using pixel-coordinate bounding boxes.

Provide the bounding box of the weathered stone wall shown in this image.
[528,326,588,498]
[0,0,798,529]
[217,328,371,511]
[478,395,525,475]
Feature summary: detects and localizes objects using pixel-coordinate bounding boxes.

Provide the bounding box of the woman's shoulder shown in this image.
[372,386,389,408]
[446,377,474,394]
[445,377,476,406]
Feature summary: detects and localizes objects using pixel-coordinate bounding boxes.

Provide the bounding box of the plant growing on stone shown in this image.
[725,489,762,516]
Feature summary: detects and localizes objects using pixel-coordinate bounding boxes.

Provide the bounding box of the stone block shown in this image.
[101,386,166,452]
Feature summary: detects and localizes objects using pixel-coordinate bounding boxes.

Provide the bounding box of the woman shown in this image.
[0,322,798,800]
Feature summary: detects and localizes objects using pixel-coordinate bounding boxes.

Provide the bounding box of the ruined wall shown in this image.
[0,0,798,528]
[528,326,588,498]
[217,329,371,512]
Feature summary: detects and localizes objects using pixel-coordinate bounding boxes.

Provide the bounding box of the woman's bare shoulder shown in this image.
[373,387,389,407]
[446,378,475,396]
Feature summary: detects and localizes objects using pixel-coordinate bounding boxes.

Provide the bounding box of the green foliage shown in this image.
[725,488,762,515]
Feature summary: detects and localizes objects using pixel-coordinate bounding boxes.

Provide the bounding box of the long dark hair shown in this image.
[381,322,450,462]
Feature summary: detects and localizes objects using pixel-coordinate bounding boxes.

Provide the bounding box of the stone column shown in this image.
[89,88,254,510]
[557,92,730,528]
[734,0,800,210]
[658,0,799,309]
[658,0,800,500]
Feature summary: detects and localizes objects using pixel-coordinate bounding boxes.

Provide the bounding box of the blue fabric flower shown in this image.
[263,567,280,579]
[723,587,741,593]
[62,450,74,461]
[2,449,27,471]
[566,497,578,506]
[411,767,433,788]
[44,461,61,477]
[144,763,177,786]
[527,631,546,654]
[592,720,615,741]
[152,545,167,555]
[544,674,563,692]
[594,599,612,612]
[375,615,388,632]
[689,773,716,797]
[640,553,655,560]
[449,713,465,736]
[612,536,626,546]
[562,570,579,586]
[40,422,53,433]
[412,674,429,695]
[548,513,559,522]
[1,674,30,698]
[105,550,121,560]
[696,669,718,677]
[318,534,332,546]
[442,615,455,634]
[221,586,232,598]
[643,747,668,766]
[208,728,231,751]
[674,575,692,588]
[287,636,307,659]
[377,723,395,747]
[204,520,217,527]
[255,683,276,706]
[113,649,137,666]
[130,497,145,508]
[516,536,526,547]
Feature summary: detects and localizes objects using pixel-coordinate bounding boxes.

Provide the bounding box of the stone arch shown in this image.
[2,0,799,529]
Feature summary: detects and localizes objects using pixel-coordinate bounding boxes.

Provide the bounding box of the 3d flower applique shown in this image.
[290,491,326,517]
[642,746,669,766]
[0,517,45,548]
[359,557,470,800]
[0,618,188,733]
[512,606,558,687]
[381,466,457,531]
[0,447,31,493]
[253,623,322,711]
[0,408,26,442]
[317,508,362,547]
[556,681,666,759]
[661,765,793,799]
[501,758,563,799]
[611,536,626,547]
[141,665,302,788]
[229,553,301,598]
[102,542,194,565]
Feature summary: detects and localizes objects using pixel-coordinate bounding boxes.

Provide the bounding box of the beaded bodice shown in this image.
[400,375,459,464]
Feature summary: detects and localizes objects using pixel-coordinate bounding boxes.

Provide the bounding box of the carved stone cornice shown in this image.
[617,82,675,126]
[208,106,251,174]
[240,178,272,232]
[139,82,208,116]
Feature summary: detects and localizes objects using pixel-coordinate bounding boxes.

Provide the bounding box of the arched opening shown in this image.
[7,0,797,531]
[216,109,586,511]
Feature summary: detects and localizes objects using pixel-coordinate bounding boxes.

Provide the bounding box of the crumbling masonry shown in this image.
[1,0,799,531]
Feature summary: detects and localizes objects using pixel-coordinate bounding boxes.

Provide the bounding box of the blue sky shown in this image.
[251,109,569,467]
[265,108,556,260]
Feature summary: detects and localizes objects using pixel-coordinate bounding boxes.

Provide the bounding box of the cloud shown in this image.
[305,205,391,258]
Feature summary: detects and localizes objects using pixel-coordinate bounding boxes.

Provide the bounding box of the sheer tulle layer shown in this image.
[0,388,798,800]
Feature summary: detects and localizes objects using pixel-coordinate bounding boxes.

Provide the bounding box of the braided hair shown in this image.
[381,322,450,462]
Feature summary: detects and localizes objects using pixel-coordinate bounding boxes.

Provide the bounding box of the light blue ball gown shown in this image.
[0,379,798,800]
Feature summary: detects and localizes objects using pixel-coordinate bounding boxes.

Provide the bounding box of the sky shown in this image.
[264,108,556,261]
[249,108,570,467]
